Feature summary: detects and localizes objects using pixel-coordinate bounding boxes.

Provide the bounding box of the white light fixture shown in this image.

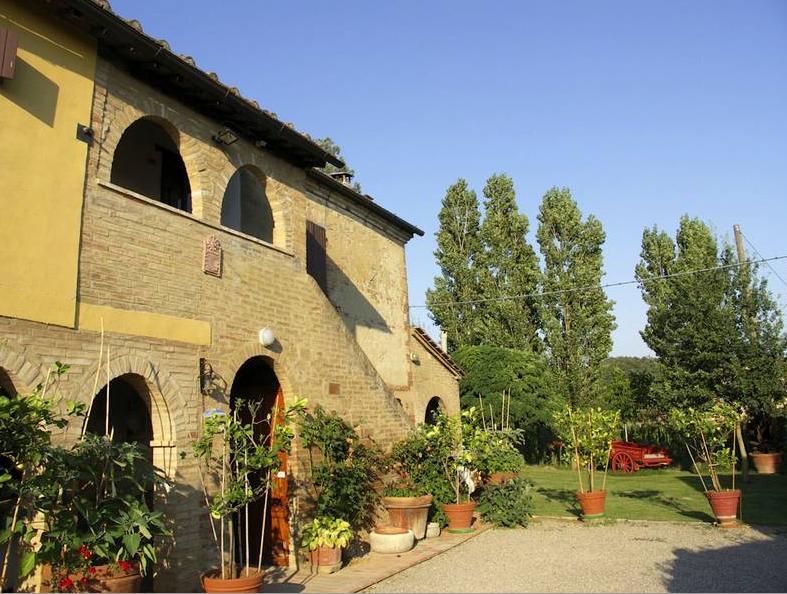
[259,327,276,347]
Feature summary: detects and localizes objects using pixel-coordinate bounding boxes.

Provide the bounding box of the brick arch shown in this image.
[215,158,293,251]
[0,343,46,395]
[70,353,188,478]
[97,105,208,218]
[213,344,296,408]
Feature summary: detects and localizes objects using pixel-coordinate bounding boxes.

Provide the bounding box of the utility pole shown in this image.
[732,224,750,483]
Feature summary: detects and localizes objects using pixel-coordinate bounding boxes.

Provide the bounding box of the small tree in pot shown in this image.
[193,398,305,593]
[300,516,352,573]
[553,405,620,519]
[669,401,742,527]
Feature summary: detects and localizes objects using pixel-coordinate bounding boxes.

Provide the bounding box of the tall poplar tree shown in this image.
[426,179,483,351]
[636,217,787,440]
[536,187,616,407]
[477,174,541,350]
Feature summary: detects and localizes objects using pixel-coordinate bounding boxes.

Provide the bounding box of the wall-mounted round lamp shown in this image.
[259,327,276,347]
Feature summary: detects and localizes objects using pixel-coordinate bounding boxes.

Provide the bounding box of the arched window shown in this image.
[221,166,274,243]
[0,367,16,397]
[425,396,444,425]
[110,118,191,212]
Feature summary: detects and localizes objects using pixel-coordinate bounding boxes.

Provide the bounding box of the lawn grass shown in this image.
[524,465,787,525]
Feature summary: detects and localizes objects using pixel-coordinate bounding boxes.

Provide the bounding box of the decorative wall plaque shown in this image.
[203,235,223,277]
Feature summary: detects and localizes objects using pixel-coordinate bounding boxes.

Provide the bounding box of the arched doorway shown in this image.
[425,396,444,425]
[230,357,289,567]
[0,367,16,396]
[86,375,154,447]
[85,374,156,589]
[110,117,192,212]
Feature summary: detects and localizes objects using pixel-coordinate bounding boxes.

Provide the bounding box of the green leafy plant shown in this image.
[299,516,352,551]
[193,397,306,580]
[478,476,534,528]
[553,405,620,493]
[669,401,742,493]
[297,406,383,532]
[30,436,170,590]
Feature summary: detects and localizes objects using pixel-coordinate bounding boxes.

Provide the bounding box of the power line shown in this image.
[740,232,787,292]
[409,254,787,309]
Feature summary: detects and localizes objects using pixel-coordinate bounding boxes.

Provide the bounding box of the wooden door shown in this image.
[269,388,290,566]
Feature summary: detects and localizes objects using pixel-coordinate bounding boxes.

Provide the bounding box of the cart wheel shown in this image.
[612,452,636,473]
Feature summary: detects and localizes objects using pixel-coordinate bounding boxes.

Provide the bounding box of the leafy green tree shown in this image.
[426,179,483,351]
[636,216,787,448]
[597,357,659,420]
[315,137,362,193]
[536,187,616,407]
[477,174,542,351]
[453,345,562,460]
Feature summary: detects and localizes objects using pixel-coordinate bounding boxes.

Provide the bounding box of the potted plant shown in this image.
[300,516,351,573]
[748,416,783,474]
[2,365,170,593]
[477,433,525,486]
[553,405,620,520]
[193,398,305,593]
[670,401,743,527]
[380,479,433,541]
[429,410,482,532]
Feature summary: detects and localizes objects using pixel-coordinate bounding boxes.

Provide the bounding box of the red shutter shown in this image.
[0,27,18,81]
[306,221,327,293]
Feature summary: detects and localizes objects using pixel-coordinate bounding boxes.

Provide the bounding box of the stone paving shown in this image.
[265,525,489,593]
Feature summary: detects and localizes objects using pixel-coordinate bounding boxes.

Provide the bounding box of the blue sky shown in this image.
[111,1,787,356]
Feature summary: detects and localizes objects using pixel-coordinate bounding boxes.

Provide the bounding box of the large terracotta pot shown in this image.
[706,489,741,527]
[751,452,782,474]
[576,490,607,519]
[382,495,433,539]
[443,501,477,531]
[44,563,142,593]
[202,568,264,593]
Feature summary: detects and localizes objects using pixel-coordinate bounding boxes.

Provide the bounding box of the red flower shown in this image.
[78,576,88,585]
[117,560,132,573]
[78,545,92,560]
[58,576,74,590]
[87,566,97,575]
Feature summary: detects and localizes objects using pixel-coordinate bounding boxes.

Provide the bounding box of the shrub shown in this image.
[478,477,534,528]
[297,406,383,531]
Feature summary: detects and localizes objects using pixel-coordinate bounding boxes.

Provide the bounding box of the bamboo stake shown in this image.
[105,344,111,437]
[244,436,250,576]
[82,321,105,440]
[0,471,25,592]
[489,404,495,431]
[478,396,487,431]
[220,425,227,580]
[568,408,584,493]
[197,462,219,551]
[731,427,736,493]
[256,470,272,573]
[601,440,613,492]
[686,444,708,493]
[700,429,721,491]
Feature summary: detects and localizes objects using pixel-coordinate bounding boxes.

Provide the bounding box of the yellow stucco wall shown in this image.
[0,0,96,327]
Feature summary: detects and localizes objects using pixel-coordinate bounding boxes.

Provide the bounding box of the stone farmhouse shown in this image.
[0,0,461,589]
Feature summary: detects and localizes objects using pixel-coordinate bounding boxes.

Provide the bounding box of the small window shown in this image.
[306,221,327,293]
[111,118,191,212]
[221,167,274,242]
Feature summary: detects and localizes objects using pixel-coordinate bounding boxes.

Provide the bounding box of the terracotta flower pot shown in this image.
[443,501,477,531]
[575,490,607,519]
[47,563,142,593]
[307,545,343,574]
[706,489,741,527]
[382,495,433,539]
[202,568,264,593]
[487,472,518,486]
[751,452,782,475]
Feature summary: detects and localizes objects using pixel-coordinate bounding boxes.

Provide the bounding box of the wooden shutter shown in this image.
[0,27,18,81]
[306,221,327,293]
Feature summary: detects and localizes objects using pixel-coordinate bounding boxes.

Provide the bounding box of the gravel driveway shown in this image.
[364,520,787,593]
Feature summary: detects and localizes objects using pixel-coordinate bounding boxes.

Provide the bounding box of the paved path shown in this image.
[363,520,787,593]
[266,526,488,593]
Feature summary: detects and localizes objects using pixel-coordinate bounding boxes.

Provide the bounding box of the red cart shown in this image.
[609,440,673,473]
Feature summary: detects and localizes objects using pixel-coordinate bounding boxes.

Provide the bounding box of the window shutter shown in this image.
[306,221,327,293]
[0,28,18,81]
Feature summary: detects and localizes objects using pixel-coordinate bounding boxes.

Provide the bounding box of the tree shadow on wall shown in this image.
[325,254,392,337]
[660,527,787,592]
